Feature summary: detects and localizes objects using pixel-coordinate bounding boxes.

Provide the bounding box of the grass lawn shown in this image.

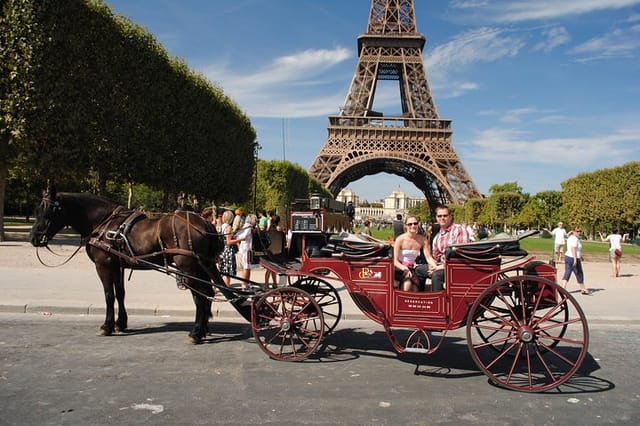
[4,220,30,227]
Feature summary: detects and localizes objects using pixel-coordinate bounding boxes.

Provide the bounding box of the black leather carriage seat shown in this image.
[445,237,528,262]
[319,232,392,258]
[259,229,294,264]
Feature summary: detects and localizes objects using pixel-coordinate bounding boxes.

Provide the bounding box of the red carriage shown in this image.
[254,199,589,393]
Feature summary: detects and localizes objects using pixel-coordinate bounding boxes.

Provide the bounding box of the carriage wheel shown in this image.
[291,277,342,333]
[251,287,324,362]
[472,291,569,354]
[466,275,588,392]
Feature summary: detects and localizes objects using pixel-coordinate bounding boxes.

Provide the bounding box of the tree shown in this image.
[561,162,640,238]
[518,191,562,229]
[476,182,528,233]
[1,0,42,238]
[489,181,523,195]
[1,0,256,235]
[253,160,331,220]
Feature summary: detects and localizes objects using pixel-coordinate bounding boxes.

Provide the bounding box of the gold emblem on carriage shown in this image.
[357,267,383,280]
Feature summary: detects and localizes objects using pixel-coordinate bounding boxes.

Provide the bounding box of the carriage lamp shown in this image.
[309,194,321,210]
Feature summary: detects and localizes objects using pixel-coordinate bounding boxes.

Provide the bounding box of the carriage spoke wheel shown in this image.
[466,275,588,392]
[473,294,569,354]
[291,277,342,334]
[251,287,324,362]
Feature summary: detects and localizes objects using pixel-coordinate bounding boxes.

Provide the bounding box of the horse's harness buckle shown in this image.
[103,211,147,253]
[105,229,123,242]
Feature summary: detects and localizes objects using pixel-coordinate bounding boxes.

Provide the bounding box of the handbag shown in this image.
[614,248,622,257]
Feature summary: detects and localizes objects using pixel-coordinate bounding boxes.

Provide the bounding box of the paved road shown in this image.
[1,314,639,425]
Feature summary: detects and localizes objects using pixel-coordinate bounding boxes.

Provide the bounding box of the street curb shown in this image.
[0,304,370,321]
[2,304,638,324]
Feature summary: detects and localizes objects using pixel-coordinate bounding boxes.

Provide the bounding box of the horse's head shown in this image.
[30,187,67,247]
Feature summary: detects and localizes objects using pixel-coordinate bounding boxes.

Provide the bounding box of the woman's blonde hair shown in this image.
[222,210,234,224]
[245,213,257,226]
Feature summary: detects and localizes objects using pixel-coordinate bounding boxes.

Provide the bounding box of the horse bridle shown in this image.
[34,196,85,267]
[34,196,63,246]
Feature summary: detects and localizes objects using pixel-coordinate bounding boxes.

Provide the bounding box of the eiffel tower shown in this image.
[309,0,480,206]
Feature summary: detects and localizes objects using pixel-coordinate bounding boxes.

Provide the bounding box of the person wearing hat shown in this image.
[232,208,243,233]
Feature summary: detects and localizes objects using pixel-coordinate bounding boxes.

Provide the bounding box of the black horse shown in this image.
[30,188,223,344]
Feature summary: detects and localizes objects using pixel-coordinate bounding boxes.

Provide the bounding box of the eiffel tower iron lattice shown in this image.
[308,0,480,207]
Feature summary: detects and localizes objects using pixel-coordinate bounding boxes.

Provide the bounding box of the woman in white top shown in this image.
[236,213,257,291]
[600,229,623,277]
[393,215,437,292]
[561,227,591,295]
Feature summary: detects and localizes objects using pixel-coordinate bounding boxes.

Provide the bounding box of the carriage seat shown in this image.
[319,232,392,258]
[445,237,528,262]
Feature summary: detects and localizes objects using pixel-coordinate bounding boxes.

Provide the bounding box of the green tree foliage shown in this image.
[478,184,526,232]
[449,204,466,225]
[1,0,256,238]
[407,200,430,222]
[254,160,331,217]
[517,190,562,230]
[561,162,640,237]
[1,0,43,233]
[461,197,485,225]
[489,181,523,195]
[308,175,332,200]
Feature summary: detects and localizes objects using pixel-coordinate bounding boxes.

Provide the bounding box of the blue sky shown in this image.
[105,0,640,202]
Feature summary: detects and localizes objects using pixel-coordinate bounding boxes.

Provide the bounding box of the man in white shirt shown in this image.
[550,222,568,264]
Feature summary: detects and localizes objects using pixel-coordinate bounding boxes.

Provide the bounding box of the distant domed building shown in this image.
[337,187,426,222]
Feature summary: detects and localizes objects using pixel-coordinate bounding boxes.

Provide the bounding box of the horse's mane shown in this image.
[58,192,122,210]
[52,192,124,238]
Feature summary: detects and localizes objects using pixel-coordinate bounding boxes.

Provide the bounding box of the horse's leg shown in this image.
[114,266,128,333]
[95,264,116,336]
[186,271,215,344]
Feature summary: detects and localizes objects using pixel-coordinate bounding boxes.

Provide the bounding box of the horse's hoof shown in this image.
[186,335,202,345]
[96,328,113,337]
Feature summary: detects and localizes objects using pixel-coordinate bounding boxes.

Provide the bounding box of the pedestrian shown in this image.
[236,213,258,291]
[266,210,275,231]
[258,209,268,231]
[549,222,568,264]
[561,227,591,295]
[200,207,214,224]
[599,229,623,277]
[466,223,477,241]
[361,219,372,236]
[218,210,239,288]
[476,223,489,240]
[232,208,243,233]
[264,214,283,288]
[214,211,223,234]
[392,213,404,239]
[346,201,355,230]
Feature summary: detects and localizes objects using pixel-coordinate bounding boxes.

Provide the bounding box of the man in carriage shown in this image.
[428,205,470,291]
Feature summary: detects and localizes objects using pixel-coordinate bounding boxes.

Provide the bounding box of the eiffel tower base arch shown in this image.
[311,116,480,208]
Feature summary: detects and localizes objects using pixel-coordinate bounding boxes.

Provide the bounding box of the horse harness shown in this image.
[87,208,207,270]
